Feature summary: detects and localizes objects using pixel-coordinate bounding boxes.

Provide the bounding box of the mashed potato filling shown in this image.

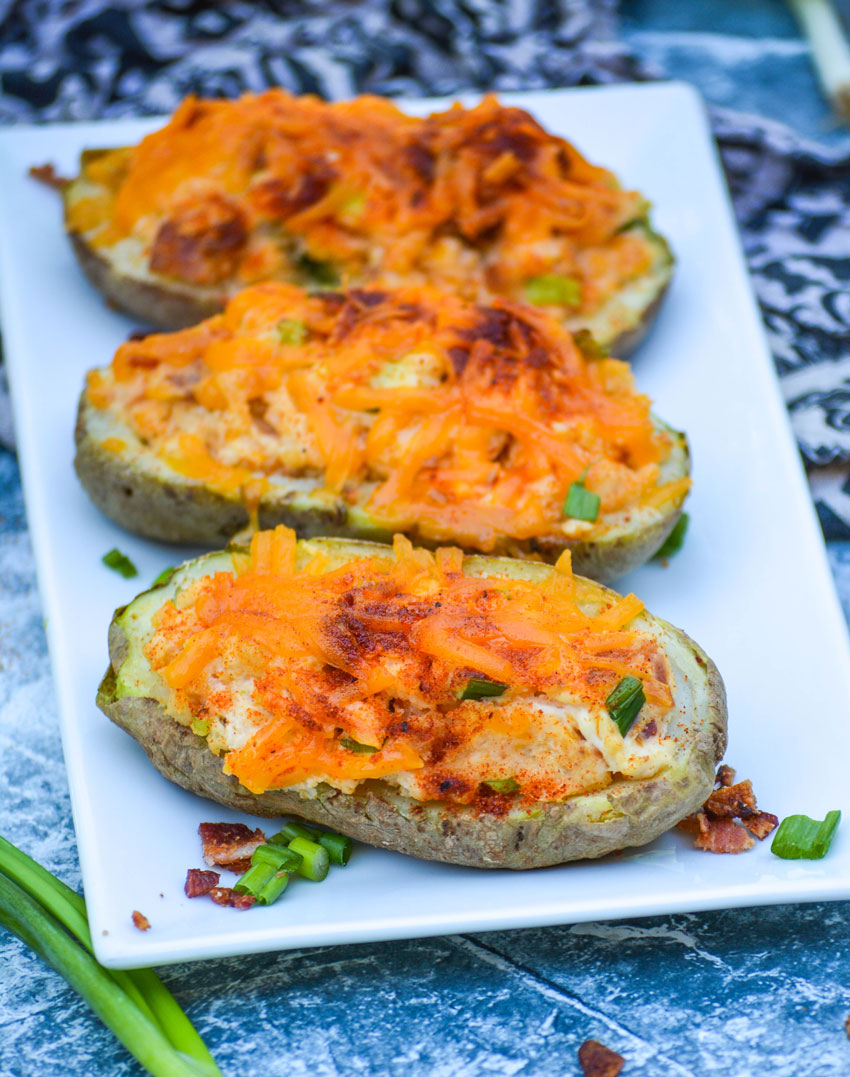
[137,528,678,806]
[67,91,665,323]
[86,283,688,551]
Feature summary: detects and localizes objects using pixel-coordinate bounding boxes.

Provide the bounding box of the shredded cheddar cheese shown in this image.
[88,283,686,551]
[68,91,659,316]
[142,529,676,803]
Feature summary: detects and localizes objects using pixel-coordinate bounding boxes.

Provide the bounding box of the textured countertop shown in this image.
[4,2,850,1074]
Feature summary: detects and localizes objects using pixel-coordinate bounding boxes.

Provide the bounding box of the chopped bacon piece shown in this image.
[743,811,779,840]
[704,780,758,819]
[131,910,151,931]
[578,1039,625,1077]
[150,195,247,285]
[208,886,255,909]
[679,765,776,854]
[694,813,754,854]
[199,821,265,868]
[715,764,736,788]
[29,163,70,190]
[184,868,221,897]
[844,1013,850,1038]
[224,857,253,875]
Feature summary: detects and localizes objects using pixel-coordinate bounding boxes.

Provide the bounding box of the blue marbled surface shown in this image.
[5,2,850,1074]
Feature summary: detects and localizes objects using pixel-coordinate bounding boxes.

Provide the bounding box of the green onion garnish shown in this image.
[606,675,646,737]
[233,861,278,898]
[152,566,176,587]
[297,252,340,288]
[771,811,841,859]
[277,318,308,346]
[270,824,352,866]
[102,548,138,579]
[256,871,290,906]
[287,836,330,882]
[485,777,520,794]
[251,844,303,872]
[524,274,582,307]
[572,329,609,360]
[563,479,600,522]
[190,717,210,737]
[654,513,690,560]
[460,678,508,701]
[339,737,381,754]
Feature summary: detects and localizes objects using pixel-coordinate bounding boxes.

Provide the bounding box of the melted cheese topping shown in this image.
[87,283,688,551]
[139,529,678,806]
[67,91,662,317]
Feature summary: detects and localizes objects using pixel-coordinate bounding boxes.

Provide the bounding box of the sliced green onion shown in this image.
[287,837,330,882]
[317,832,353,866]
[271,821,318,845]
[771,810,841,859]
[102,548,138,579]
[572,329,609,360]
[190,717,210,737]
[654,513,690,560]
[460,678,507,701]
[339,190,366,220]
[297,252,340,288]
[563,480,600,522]
[256,871,290,906]
[277,318,308,346]
[524,274,581,307]
[251,844,302,872]
[606,675,645,737]
[152,566,177,587]
[233,861,278,898]
[484,777,520,794]
[339,736,380,754]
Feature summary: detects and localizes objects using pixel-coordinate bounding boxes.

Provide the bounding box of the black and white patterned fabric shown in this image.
[1,0,849,534]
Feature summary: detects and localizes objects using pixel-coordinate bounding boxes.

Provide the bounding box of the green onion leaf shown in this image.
[102,548,138,579]
[152,566,176,587]
[654,513,690,560]
[606,675,645,737]
[233,861,278,898]
[339,736,381,754]
[460,678,508,701]
[190,717,210,738]
[484,777,520,794]
[771,811,841,860]
[287,836,330,882]
[277,318,308,346]
[572,329,609,360]
[563,479,600,522]
[270,821,318,845]
[251,844,302,872]
[524,274,582,307]
[317,832,353,867]
[297,252,340,288]
[256,871,290,906]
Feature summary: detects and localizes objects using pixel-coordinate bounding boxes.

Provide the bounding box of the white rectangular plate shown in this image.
[2,82,849,969]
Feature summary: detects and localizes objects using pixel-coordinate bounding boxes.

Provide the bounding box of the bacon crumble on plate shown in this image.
[184,868,221,897]
[677,766,778,853]
[131,910,151,931]
[578,1039,625,1077]
[198,821,265,869]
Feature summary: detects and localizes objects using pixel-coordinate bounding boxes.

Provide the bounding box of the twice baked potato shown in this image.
[63,91,672,353]
[99,530,726,869]
[75,283,690,581]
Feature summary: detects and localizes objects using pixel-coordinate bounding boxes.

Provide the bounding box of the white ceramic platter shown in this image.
[2,82,849,969]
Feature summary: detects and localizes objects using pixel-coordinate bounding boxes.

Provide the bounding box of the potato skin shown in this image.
[97,545,727,870]
[73,394,689,581]
[64,171,672,354]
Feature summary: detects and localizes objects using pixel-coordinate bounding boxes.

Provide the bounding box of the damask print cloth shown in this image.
[1,0,849,534]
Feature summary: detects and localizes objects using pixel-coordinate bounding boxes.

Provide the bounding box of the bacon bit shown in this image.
[199,821,265,867]
[131,910,151,931]
[678,765,777,853]
[184,868,221,897]
[578,1039,625,1077]
[208,886,255,909]
[844,1013,850,1038]
[715,763,736,787]
[224,857,253,875]
[694,813,755,854]
[28,163,70,190]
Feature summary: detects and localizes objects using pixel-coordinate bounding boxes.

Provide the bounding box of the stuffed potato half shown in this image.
[98,530,727,870]
[75,283,690,581]
[63,91,672,354]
